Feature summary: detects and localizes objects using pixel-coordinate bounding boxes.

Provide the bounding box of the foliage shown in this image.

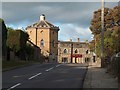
[89,6,120,57]
[89,40,95,52]
[24,43,34,60]
[25,43,34,56]
[6,28,29,53]
[2,59,40,70]
[90,8,110,35]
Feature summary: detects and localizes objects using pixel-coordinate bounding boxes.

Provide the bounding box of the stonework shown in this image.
[26,14,59,62]
[58,40,92,63]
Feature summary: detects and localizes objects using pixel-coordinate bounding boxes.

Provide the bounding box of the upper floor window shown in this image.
[40,30,43,35]
[75,49,78,53]
[40,39,44,48]
[86,50,89,54]
[64,49,67,54]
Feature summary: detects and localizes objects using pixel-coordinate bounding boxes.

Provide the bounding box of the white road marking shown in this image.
[45,67,54,72]
[7,83,21,90]
[56,64,61,67]
[28,73,42,80]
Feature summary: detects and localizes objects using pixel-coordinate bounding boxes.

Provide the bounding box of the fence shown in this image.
[107,54,120,83]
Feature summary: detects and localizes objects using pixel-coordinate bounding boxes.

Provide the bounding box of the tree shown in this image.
[89,40,95,52]
[24,43,34,60]
[90,6,120,57]
[6,28,29,60]
[90,8,110,35]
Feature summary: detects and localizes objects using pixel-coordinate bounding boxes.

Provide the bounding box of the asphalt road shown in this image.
[2,63,88,89]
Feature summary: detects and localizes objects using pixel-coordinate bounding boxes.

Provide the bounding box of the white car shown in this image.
[116,52,120,58]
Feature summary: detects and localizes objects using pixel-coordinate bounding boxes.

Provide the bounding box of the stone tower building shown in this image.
[26,14,59,62]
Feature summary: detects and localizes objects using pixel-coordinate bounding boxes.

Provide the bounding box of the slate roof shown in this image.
[26,17,59,30]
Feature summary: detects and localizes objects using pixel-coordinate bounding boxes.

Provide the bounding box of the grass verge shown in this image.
[2,60,41,71]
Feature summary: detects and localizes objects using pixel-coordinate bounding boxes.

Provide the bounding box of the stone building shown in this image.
[58,38,91,63]
[26,14,59,62]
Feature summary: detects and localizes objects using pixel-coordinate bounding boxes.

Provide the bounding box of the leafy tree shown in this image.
[89,6,120,57]
[89,40,95,52]
[90,8,110,35]
[6,29,29,54]
[24,43,34,60]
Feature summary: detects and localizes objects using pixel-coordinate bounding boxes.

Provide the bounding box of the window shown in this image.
[40,39,44,47]
[40,30,43,35]
[75,49,78,53]
[64,49,67,54]
[86,50,88,54]
[30,31,32,33]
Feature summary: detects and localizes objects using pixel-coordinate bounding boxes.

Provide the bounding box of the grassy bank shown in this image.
[2,60,41,71]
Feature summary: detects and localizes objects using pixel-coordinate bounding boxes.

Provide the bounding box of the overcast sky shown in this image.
[1,2,118,42]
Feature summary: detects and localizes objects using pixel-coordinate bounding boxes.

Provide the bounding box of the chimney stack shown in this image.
[77,38,80,42]
[69,39,72,42]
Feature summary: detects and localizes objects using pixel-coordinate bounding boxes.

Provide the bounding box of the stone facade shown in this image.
[58,39,91,63]
[26,14,59,62]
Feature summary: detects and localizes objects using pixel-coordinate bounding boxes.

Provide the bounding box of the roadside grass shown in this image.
[2,60,41,71]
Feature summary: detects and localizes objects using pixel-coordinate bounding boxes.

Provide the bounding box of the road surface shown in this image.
[2,63,88,89]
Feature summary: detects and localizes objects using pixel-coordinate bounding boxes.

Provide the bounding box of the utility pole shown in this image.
[118,1,120,6]
[71,43,73,63]
[101,0,105,67]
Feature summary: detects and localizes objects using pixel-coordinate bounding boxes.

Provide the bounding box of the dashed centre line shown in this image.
[28,73,42,80]
[7,64,63,89]
[45,67,54,72]
[56,64,61,67]
[7,83,21,90]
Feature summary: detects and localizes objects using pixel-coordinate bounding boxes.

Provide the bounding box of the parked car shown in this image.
[115,52,120,58]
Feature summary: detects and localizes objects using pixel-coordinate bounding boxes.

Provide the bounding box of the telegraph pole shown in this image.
[101,0,105,67]
[71,43,73,63]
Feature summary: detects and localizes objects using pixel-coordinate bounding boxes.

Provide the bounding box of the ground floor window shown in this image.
[85,57,90,62]
[62,57,68,63]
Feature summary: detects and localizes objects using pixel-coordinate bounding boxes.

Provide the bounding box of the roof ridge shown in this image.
[45,21,54,26]
[43,20,51,28]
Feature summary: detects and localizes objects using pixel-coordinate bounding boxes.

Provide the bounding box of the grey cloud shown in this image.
[0,2,2,18]
[2,0,119,2]
[2,2,118,41]
[2,2,117,26]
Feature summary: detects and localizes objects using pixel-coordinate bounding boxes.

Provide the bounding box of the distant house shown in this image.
[26,14,60,62]
[58,38,91,63]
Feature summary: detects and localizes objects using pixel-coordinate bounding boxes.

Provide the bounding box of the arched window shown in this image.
[75,49,78,53]
[86,50,89,54]
[40,39,44,47]
[64,49,67,54]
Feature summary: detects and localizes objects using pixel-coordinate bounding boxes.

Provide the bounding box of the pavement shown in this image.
[83,62,119,89]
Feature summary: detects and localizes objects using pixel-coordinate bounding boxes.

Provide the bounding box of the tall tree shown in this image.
[6,28,29,60]
[89,6,120,57]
